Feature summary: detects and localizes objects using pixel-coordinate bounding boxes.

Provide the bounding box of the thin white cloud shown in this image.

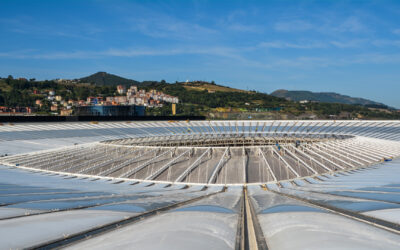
[348,53,400,64]
[329,39,367,48]
[0,46,239,60]
[226,23,263,33]
[274,15,366,34]
[258,41,326,49]
[116,2,218,40]
[274,20,313,32]
[334,16,365,33]
[272,53,400,68]
[372,40,400,47]
[129,16,217,39]
[215,9,265,33]
[257,39,366,49]
[392,29,400,35]
[0,17,103,40]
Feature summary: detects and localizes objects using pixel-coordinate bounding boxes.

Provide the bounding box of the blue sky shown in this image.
[1,0,400,107]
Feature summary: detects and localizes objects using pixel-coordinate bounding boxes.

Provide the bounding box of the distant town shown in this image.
[0,77,178,116]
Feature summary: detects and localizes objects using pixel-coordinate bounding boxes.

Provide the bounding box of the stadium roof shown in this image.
[0,120,399,249]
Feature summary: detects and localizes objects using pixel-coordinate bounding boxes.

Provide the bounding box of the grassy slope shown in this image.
[0,81,12,92]
[183,83,249,93]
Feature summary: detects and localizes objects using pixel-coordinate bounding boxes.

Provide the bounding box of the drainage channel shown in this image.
[236,186,268,250]
[0,190,175,221]
[28,187,227,250]
[0,185,209,221]
[269,189,400,235]
[285,187,400,206]
[0,182,195,208]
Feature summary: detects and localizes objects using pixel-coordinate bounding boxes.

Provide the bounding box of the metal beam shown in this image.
[289,145,332,172]
[119,148,175,178]
[174,148,211,183]
[271,147,300,178]
[301,145,345,170]
[281,145,318,175]
[146,148,192,180]
[259,147,277,182]
[208,147,230,184]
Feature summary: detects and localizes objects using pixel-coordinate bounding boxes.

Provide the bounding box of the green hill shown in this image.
[79,72,140,86]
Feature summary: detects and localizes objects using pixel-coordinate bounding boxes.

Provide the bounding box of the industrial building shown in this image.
[0,120,400,249]
[75,105,145,116]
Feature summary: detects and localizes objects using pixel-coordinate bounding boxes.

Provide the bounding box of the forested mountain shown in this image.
[271,89,389,109]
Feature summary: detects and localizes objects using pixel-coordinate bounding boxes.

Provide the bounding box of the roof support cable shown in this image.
[272,147,300,178]
[175,148,211,183]
[289,145,332,172]
[281,145,318,175]
[303,145,346,170]
[145,148,192,180]
[208,147,230,184]
[259,147,277,182]
[314,143,364,166]
[119,148,175,178]
[98,148,159,176]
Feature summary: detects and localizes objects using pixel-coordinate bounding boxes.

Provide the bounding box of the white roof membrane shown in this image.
[0,120,399,249]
